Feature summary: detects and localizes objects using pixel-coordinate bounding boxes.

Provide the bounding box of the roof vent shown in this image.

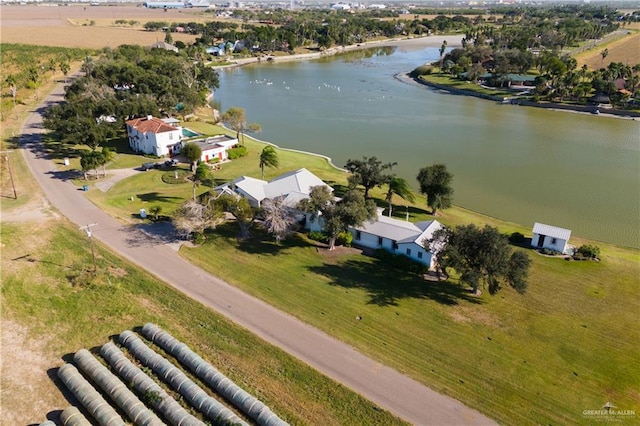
[146,115,153,120]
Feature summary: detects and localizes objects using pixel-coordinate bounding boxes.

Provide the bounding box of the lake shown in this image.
[213,45,640,248]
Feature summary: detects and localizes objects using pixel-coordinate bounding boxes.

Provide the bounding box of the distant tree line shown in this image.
[43,45,218,150]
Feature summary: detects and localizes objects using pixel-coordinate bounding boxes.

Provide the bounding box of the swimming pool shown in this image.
[182,128,200,138]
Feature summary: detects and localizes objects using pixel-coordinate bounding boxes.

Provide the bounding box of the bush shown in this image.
[336,231,353,247]
[308,231,328,243]
[161,169,189,184]
[509,232,526,245]
[409,65,433,78]
[193,232,205,245]
[576,244,600,259]
[540,247,561,256]
[228,146,248,159]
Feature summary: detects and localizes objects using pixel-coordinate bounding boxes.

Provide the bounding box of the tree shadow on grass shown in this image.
[136,192,183,203]
[211,222,311,256]
[122,222,180,248]
[308,257,482,307]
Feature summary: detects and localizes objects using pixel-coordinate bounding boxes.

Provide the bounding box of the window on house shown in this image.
[551,238,557,244]
[406,248,411,256]
[169,133,173,140]
[145,134,149,139]
[355,231,361,240]
[377,237,383,246]
[418,251,423,259]
[392,241,398,250]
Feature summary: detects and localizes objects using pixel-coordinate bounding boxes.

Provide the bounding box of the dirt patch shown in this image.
[1,4,205,49]
[0,319,65,424]
[449,305,502,328]
[94,168,142,192]
[577,31,640,69]
[1,194,60,223]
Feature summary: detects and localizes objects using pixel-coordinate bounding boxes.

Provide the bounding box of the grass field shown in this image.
[418,73,515,98]
[85,121,640,425]
[179,223,639,426]
[0,219,405,425]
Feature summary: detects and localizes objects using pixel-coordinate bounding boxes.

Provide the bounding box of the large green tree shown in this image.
[181,142,202,172]
[298,186,376,250]
[220,107,261,146]
[216,194,258,239]
[79,150,102,181]
[416,163,453,215]
[344,156,396,199]
[192,162,211,200]
[427,224,531,295]
[259,146,279,180]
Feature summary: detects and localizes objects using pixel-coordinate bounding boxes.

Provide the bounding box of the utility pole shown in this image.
[79,223,98,272]
[1,150,17,199]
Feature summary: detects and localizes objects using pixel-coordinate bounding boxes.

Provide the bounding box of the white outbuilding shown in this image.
[531,222,572,254]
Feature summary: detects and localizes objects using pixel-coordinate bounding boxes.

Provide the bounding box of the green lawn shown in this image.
[85,165,202,219]
[86,126,350,222]
[181,223,639,425]
[419,73,516,98]
[38,114,640,425]
[0,220,405,426]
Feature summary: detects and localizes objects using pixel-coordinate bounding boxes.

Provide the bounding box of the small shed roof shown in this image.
[192,135,237,152]
[532,223,571,241]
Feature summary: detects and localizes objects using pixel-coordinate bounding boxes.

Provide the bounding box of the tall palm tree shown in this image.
[259,146,279,180]
[385,176,415,217]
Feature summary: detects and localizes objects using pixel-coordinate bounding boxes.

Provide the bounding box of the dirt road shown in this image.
[18,83,496,426]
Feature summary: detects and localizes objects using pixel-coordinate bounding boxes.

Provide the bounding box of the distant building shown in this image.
[150,41,178,53]
[144,1,185,8]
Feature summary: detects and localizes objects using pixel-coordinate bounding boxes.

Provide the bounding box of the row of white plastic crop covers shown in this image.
[38,323,289,426]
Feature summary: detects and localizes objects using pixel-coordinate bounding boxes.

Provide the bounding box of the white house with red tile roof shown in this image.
[125,115,182,157]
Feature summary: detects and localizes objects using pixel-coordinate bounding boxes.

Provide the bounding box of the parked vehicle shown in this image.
[164,159,178,167]
[141,162,161,171]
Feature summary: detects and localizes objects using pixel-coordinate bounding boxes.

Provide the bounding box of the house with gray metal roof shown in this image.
[215,168,331,208]
[531,222,572,254]
[351,212,443,270]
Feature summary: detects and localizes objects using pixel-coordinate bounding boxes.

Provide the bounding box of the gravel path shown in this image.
[18,81,496,426]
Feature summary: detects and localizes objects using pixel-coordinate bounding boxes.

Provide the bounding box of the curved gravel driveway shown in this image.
[19,83,497,426]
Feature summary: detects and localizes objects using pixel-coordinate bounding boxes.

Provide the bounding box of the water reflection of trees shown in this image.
[339,46,397,62]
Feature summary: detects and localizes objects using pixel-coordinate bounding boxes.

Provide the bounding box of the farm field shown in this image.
[575,28,640,69]
[1,4,208,48]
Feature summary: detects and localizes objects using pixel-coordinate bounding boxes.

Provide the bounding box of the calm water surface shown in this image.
[214,46,640,248]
